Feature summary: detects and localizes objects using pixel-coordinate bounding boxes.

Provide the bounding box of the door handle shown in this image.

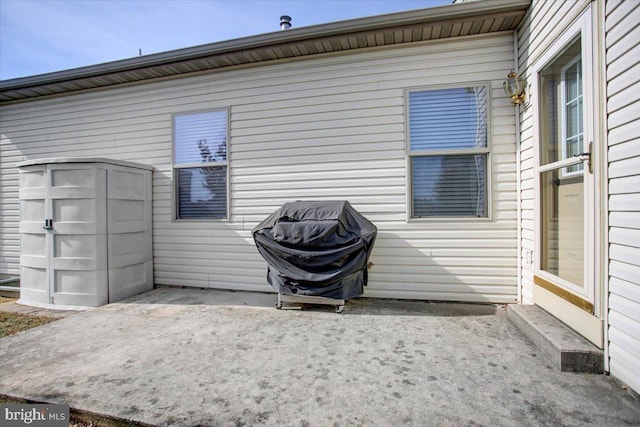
[573,141,593,173]
[42,218,53,230]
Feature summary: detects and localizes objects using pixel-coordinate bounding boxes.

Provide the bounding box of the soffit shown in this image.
[0,0,530,104]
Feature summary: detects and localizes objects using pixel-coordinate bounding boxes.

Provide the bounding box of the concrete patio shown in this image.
[1,287,639,426]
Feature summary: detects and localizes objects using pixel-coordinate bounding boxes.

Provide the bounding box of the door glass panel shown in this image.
[540,168,584,287]
[539,37,583,166]
[539,35,586,289]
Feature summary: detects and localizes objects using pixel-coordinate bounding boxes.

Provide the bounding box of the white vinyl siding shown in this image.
[606,0,640,394]
[517,0,640,394]
[516,0,591,303]
[0,33,517,303]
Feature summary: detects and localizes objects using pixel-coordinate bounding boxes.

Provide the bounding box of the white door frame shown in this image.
[531,5,603,347]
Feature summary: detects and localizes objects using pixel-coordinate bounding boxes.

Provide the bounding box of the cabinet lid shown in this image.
[17,157,154,171]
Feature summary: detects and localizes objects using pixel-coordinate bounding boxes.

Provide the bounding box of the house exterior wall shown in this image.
[605,0,640,394]
[0,33,518,303]
[517,0,640,393]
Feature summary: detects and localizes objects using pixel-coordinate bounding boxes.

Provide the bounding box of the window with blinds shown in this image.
[408,86,489,218]
[173,110,228,219]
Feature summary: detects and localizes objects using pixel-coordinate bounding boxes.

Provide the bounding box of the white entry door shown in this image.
[533,6,602,346]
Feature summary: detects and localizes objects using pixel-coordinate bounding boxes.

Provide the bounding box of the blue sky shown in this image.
[0,0,451,81]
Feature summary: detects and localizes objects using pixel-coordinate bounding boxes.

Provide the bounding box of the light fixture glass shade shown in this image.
[503,71,526,104]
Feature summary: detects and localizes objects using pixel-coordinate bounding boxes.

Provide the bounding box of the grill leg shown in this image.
[276,294,345,312]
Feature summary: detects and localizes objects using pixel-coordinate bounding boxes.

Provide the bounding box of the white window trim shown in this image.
[172,107,230,221]
[560,54,584,178]
[405,83,493,221]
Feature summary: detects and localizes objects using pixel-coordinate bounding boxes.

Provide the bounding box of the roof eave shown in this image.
[0,0,531,100]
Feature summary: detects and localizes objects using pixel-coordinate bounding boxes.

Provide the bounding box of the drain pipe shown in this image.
[513,30,523,305]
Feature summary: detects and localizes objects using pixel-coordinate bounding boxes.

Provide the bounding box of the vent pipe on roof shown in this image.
[280,15,292,30]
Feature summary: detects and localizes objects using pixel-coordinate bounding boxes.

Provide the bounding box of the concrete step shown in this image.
[507,304,603,373]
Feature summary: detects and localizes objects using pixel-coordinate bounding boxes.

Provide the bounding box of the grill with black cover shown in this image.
[253,201,377,311]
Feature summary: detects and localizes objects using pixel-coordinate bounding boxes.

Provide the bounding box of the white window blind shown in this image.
[176,167,227,219]
[173,110,228,219]
[408,87,488,218]
[174,111,227,164]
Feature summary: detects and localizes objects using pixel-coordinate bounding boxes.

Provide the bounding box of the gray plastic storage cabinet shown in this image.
[17,158,153,308]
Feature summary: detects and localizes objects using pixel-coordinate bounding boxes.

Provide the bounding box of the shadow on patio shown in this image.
[119,286,499,317]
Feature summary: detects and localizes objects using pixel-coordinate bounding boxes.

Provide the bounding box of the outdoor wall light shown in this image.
[503,71,526,105]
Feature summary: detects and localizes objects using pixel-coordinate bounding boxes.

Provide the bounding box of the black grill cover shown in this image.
[253,201,377,299]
